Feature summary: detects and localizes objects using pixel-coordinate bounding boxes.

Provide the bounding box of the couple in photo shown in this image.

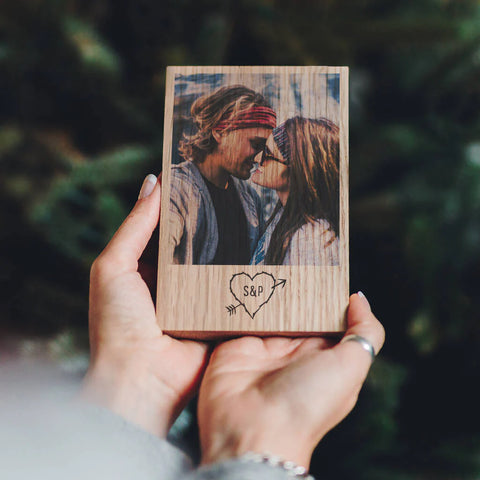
[168,85,340,266]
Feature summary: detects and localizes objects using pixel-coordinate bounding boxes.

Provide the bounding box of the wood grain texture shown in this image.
[157,66,349,338]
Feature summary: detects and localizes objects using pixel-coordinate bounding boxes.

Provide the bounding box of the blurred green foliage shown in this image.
[1,0,479,478]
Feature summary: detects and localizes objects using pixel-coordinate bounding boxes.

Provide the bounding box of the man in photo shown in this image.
[168,85,276,265]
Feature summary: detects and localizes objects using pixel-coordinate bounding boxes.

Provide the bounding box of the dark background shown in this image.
[1,1,479,478]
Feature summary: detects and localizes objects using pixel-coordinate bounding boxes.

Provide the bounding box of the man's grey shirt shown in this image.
[169,161,263,264]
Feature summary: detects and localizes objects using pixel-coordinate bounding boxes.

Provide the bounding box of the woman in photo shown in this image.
[250,116,340,265]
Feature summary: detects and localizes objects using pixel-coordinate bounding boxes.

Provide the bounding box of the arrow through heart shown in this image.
[227,272,286,319]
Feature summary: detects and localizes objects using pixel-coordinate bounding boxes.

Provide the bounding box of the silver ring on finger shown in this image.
[340,334,376,363]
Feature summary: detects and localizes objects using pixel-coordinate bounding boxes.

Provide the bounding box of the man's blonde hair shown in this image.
[178,85,271,163]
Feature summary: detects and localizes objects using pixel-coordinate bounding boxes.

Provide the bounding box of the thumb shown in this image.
[333,293,385,379]
[97,174,161,276]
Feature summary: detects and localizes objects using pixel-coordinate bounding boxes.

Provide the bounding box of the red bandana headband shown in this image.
[214,106,277,132]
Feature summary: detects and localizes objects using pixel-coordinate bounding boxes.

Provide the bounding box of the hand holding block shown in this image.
[157,66,349,338]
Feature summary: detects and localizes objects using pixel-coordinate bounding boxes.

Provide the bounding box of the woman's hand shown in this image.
[80,174,209,437]
[197,293,385,468]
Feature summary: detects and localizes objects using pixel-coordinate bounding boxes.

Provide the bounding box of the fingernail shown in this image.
[138,174,158,199]
[357,291,371,310]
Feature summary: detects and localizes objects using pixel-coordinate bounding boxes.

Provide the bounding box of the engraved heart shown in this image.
[230,272,276,319]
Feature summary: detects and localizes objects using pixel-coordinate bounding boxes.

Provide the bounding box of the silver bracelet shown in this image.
[240,452,315,479]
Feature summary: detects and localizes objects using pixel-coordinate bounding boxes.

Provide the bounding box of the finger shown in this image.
[333,292,385,374]
[97,174,161,275]
[343,292,385,355]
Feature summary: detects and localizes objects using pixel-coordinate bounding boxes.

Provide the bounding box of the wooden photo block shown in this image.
[157,66,349,338]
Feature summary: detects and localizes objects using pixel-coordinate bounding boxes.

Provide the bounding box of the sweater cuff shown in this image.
[1,397,194,480]
[75,403,194,478]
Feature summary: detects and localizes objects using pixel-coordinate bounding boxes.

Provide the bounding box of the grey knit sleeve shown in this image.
[72,405,195,480]
[1,398,193,480]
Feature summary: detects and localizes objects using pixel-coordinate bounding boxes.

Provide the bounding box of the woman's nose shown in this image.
[254,151,262,164]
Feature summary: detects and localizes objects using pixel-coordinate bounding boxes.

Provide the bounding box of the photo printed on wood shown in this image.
[157,66,349,338]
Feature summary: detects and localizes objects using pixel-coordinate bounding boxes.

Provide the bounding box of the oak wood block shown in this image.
[157,66,349,338]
